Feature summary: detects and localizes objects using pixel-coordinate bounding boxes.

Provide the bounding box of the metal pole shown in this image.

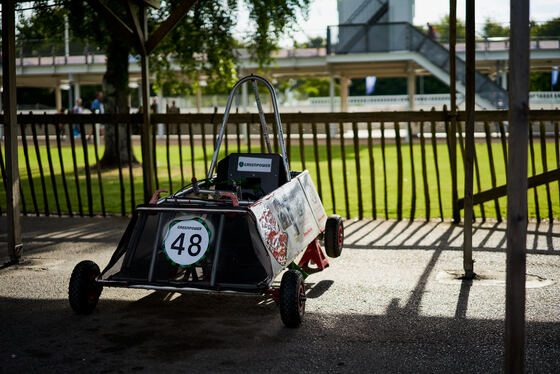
[64,15,70,64]
[340,77,349,112]
[140,8,154,202]
[450,0,460,223]
[505,0,530,371]
[157,89,164,138]
[2,0,23,262]
[462,0,475,278]
[55,85,62,112]
[241,77,249,145]
[65,18,73,110]
[407,62,415,111]
[329,75,336,137]
[251,80,272,153]
[329,75,335,113]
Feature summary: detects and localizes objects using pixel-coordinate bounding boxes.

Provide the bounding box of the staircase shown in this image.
[331,22,508,109]
[337,0,389,55]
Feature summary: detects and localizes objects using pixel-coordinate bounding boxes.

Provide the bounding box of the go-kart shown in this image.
[68,75,344,328]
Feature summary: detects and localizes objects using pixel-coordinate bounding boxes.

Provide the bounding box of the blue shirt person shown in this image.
[90,92,104,114]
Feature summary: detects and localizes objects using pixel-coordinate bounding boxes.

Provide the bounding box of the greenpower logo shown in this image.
[237,156,272,172]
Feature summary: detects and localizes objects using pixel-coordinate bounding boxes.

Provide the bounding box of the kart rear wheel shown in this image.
[69,260,103,315]
[324,215,344,258]
[279,270,305,328]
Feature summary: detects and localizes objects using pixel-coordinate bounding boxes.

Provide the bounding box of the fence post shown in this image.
[462,0,476,279]
[449,0,460,224]
[505,0,529,370]
[2,1,23,263]
[140,8,154,203]
[445,105,460,223]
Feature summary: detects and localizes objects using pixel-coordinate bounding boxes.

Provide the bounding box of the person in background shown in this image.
[427,23,438,40]
[167,100,180,133]
[150,97,158,114]
[168,100,180,114]
[89,92,104,143]
[72,98,84,137]
[90,92,104,114]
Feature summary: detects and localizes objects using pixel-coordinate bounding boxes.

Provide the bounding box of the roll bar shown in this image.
[206,75,291,181]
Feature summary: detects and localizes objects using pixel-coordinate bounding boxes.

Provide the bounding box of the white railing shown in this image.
[163,92,559,112]
[17,92,558,114]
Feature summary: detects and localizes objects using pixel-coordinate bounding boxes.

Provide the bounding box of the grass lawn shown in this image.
[1,138,559,219]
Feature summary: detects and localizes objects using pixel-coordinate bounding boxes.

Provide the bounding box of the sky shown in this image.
[233,0,560,47]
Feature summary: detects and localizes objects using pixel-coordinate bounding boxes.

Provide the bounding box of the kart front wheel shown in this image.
[324,215,344,258]
[279,270,305,328]
[69,260,103,315]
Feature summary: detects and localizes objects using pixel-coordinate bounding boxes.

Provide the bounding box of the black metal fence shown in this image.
[1,110,559,220]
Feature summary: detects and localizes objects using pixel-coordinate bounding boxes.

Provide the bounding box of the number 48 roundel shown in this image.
[162,218,211,267]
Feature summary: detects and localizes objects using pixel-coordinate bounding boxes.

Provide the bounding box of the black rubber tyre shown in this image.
[279,270,305,328]
[324,215,344,258]
[69,260,102,315]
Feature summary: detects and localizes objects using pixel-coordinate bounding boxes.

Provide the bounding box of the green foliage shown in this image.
[18,0,310,96]
[295,78,335,98]
[245,0,311,65]
[294,36,325,48]
[481,18,509,38]
[530,72,559,92]
[430,15,466,42]
[531,18,560,37]
[17,1,68,42]
[419,76,449,94]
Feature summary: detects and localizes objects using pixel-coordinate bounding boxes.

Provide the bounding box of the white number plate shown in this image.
[162,219,211,267]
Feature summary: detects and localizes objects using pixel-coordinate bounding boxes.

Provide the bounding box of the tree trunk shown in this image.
[99,35,138,168]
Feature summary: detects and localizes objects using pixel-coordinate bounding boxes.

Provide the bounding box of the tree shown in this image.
[18,0,310,167]
[531,17,560,37]
[294,36,325,49]
[431,15,466,42]
[286,77,337,99]
[481,18,509,39]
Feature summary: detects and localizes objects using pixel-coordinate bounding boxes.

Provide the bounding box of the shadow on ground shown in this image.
[1,217,559,372]
[1,291,559,373]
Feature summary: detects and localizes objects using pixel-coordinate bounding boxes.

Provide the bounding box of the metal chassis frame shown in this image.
[206,75,291,182]
[96,279,271,297]
[101,204,274,294]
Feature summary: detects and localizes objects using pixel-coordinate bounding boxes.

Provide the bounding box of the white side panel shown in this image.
[249,173,322,275]
[297,171,328,231]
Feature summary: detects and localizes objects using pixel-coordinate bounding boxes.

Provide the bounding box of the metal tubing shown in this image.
[210,215,226,287]
[138,206,248,214]
[125,284,260,295]
[207,75,290,181]
[251,80,272,153]
[147,215,165,282]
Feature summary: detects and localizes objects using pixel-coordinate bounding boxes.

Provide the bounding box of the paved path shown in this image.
[1,217,559,373]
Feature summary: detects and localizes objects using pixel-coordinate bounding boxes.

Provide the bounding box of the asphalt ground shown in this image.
[1,216,559,373]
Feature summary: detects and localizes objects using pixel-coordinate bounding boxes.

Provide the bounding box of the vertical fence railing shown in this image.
[0,111,559,220]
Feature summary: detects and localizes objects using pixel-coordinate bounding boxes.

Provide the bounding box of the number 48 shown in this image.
[171,233,202,256]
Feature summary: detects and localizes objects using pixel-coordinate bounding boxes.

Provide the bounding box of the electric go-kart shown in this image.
[68,75,344,328]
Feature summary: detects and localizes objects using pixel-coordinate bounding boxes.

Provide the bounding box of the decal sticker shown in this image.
[257,204,288,265]
[237,156,272,173]
[162,218,211,267]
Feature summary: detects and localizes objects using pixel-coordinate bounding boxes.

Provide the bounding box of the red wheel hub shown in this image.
[337,225,344,248]
[88,275,101,302]
[298,284,305,313]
